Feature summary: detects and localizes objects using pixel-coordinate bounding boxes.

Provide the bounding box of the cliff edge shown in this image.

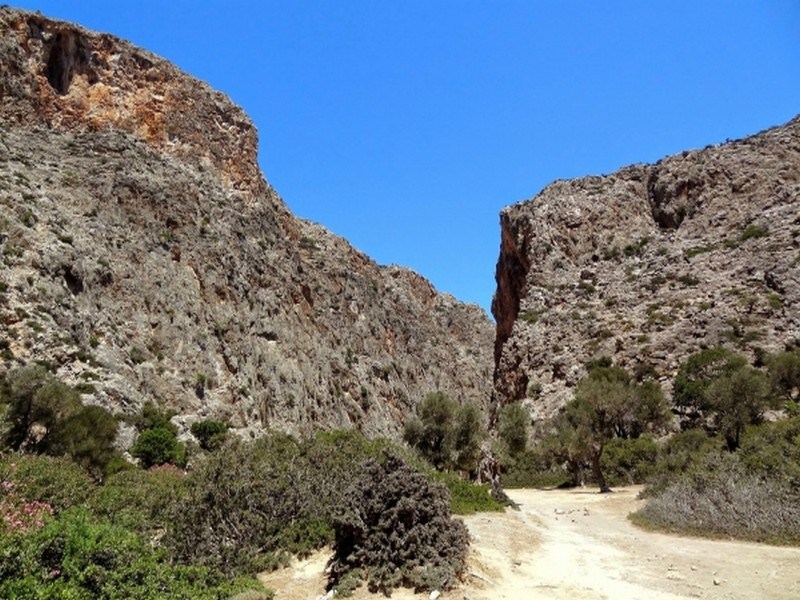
[0,8,494,439]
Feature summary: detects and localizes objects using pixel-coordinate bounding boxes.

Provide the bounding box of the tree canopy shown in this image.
[548,365,670,492]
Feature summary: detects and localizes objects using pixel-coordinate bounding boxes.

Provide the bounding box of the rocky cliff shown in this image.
[493,116,800,419]
[0,8,494,439]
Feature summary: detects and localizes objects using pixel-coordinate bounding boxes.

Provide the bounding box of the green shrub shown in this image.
[129,346,146,365]
[88,465,187,534]
[498,403,529,456]
[190,419,229,451]
[738,416,800,487]
[47,405,120,478]
[643,428,717,496]
[765,350,800,403]
[600,436,658,486]
[434,471,504,515]
[165,430,478,579]
[739,223,769,242]
[585,355,613,371]
[0,507,267,599]
[500,447,571,489]
[329,454,469,595]
[705,365,772,450]
[404,392,486,473]
[403,392,457,470]
[519,308,546,324]
[130,401,177,435]
[673,346,746,425]
[638,417,800,543]
[0,367,120,476]
[1,365,80,452]
[0,453,95,511]
[634,451,800,544]
[450,402,484,473]
[166,433,330,574]
[131,428,185,468]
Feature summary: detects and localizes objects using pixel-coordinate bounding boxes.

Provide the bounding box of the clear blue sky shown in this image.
[12,2,800,314]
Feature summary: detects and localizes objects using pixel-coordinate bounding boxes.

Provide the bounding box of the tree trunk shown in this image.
[567,460,582,487]
[591,450,611,493]
[725,429,740,452]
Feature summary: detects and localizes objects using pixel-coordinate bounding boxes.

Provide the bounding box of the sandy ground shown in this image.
[259,486,800,600]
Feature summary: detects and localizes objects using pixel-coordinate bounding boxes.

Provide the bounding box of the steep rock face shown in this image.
[0,9,263,197]
[0,8,493,439]
[493,117,800,419]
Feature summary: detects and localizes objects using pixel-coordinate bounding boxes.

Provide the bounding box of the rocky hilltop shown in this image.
[493,116,800,418]
[0,8,493,439]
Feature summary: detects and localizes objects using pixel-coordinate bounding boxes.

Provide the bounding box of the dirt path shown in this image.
[260,486,800,600]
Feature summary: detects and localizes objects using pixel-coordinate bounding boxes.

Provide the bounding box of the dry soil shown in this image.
[259,486,800,599]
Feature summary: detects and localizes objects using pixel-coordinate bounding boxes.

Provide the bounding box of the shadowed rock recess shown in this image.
[0,8,493,438]
[493,115,800,419]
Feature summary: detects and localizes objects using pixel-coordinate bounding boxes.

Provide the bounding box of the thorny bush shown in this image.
[329,453,469,595]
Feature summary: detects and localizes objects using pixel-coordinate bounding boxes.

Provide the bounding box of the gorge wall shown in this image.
[0,8,494,440]
[493,116,800,419]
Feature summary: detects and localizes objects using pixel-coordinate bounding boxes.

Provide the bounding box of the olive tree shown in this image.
[674,348,776,450]
[705,365,772,451]
[555,366,670,492]
[673,346,746,427]
[498,403,530,456]
[765,349,800,405]
[1,365,119,477]
[403,392,485,474]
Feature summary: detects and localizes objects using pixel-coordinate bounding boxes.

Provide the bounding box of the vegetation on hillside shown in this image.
[502,362,669,492]
[403,391,485,475]
[0,367,496,597]
[2,341,798,598]
[500,347,800,544]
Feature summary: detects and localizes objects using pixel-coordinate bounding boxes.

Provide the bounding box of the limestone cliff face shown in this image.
[1,8,263,198]
[493,117,800,419]
[0,8,493,439]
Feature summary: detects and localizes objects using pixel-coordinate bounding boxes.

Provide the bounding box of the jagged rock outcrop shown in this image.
[0,8,493,439]
[493,117,800,419]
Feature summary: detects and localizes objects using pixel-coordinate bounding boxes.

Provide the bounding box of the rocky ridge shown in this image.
[0,8,493,440]
[493,116,800,418]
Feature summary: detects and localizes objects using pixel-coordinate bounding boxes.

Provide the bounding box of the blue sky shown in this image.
[12,2,800,314]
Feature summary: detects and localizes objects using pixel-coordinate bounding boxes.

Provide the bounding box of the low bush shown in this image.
[0,453,95,511]
[0,507,268,599]
[643,428,718,496]
[130,401,177,435]
[500,447,571,489]
[165,431,382,574]
[0,366,121,477]
[434,471,504,515]
[131,427,186,468]
[737,416,800,486]
[329,454,469,595]
[47,404,121,478]
[88,464,187,534]
[636,418,800,543]
[633,451,800,544]
[600,435,658,486]
[166,434,307,574]
[190,418,229,451]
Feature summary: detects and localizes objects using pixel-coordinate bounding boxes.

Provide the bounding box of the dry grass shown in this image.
[633,453,800,545]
